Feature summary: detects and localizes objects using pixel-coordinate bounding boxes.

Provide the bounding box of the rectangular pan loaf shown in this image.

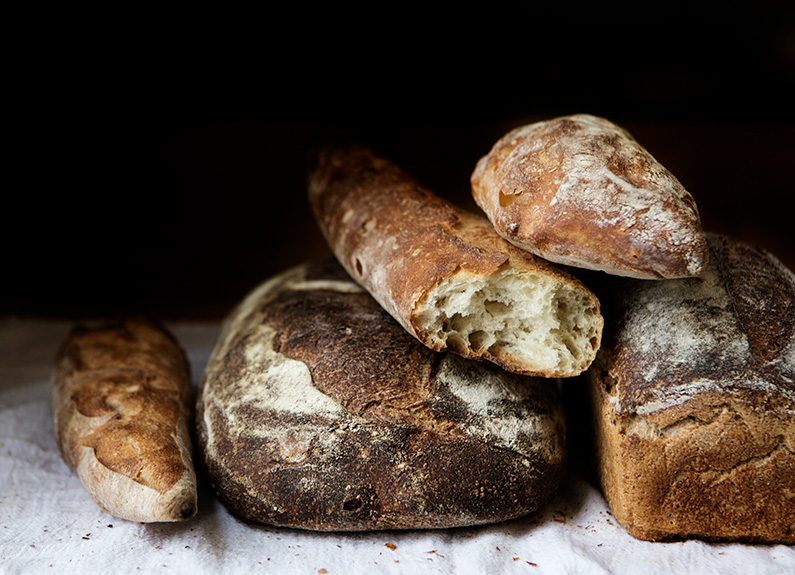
[585,233,795,543]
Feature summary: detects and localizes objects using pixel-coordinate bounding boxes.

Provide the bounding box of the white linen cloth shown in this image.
[1,318,792,574]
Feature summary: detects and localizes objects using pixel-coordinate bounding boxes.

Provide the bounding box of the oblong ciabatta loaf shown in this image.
[471,114,709,279]
[308,146,603,378]
[51,318,198,522]
[587,233,795,543]
[196,258,567,531]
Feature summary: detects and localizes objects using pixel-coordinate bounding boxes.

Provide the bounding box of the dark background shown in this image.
[5,8,794,321]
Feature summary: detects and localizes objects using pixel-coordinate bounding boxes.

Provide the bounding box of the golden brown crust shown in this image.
[51,318,197,522]
[590,362,795,543]
[308,146,507,332]
[586,234,795,543]
[308,146,603,377]
[471,114,709,279]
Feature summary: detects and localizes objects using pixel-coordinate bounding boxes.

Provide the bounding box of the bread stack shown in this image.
[52,114,793,542]
[195,113,792,541]
[469,114,794,543]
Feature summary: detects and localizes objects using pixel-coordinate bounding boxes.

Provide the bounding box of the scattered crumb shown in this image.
[318,570,328,574]
[385,543,396,551]
[527,561,538,567]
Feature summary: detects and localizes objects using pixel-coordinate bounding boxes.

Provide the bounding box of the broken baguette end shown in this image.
[413,266,603,378]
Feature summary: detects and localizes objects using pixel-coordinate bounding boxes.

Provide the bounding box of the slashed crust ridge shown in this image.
[471,114,709,279]
[51,318,198,522]
[588,233,794,543]
[308,146,603,378]
[196,259,567,531]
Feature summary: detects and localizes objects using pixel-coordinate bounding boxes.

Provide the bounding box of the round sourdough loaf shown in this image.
[196,258,567,531]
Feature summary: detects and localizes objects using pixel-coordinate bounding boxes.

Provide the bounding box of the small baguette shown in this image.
[471,114,709,279]
[51,318,198,522]
[308,146,603,378]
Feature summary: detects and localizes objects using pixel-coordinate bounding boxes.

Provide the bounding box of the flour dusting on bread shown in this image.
[471,114,708,279]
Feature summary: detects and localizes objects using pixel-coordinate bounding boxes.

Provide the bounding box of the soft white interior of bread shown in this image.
[414,267,600,375]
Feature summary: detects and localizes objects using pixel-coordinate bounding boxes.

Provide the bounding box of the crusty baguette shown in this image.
[471,114,709,279]
[585,233,794,543]
[196,258,567,531]
[51,318,198,522]
[308,146,603,378]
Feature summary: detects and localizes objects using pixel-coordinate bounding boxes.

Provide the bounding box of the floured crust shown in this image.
[196,258,568,531]
[587,233,795,542]
[51,318,198,522]
[308,146,603,378]
[471,114,709,279]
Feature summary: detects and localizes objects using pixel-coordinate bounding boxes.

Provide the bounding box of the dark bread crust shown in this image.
[51,318,198,522]
[196,259,567,531]
[587,233,795,543]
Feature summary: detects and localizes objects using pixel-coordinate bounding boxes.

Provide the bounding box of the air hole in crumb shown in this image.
[469,330,489,351]
[343,499,362,511]
[354,258,363,276]
[446,332,467,353]
[484,300,510,316]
